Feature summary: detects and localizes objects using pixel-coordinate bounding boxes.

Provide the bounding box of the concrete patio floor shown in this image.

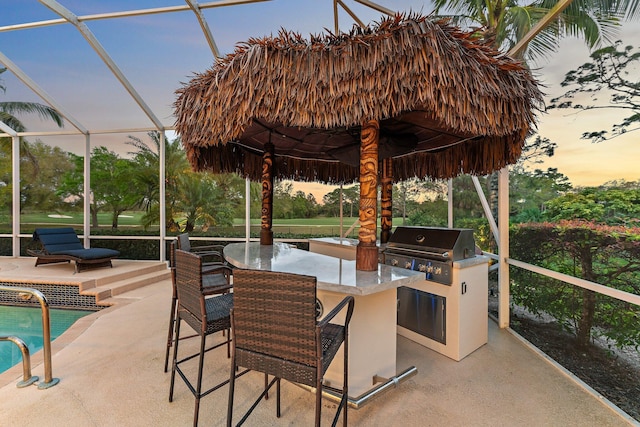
[0,257,636,426]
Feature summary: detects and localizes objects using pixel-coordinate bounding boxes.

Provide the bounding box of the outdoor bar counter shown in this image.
[224,241,424,402]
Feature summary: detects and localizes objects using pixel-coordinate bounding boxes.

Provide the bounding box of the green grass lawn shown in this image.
[20,212,146,226]
[20,213,405,227]
[233,216,406,226]
[17,212,407,238]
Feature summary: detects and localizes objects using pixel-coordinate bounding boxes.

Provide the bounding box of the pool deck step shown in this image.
[81,268,171,305]
[0,258,171,308]
[76,261,169,292]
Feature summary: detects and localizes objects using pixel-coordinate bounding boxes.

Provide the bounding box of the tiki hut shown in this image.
[174,13,543,270]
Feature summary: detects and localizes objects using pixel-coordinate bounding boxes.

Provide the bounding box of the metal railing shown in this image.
[0,285,60,389]
[0,336,38,388]
[507,258,640,307]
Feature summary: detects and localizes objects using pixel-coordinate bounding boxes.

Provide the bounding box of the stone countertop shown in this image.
[454,255,491,269]
[308,237,360,246]
[224,242,424,296]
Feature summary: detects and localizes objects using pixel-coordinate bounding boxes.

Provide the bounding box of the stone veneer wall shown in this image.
[0,281,103,311]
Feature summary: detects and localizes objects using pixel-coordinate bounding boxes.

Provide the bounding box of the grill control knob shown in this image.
[404,261,412,269]
[391,259,398,266]
[418,264,426,272]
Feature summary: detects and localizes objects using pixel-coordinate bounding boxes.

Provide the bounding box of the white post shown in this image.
[339,184,344,239]
[159,131,166,261]
[498,166,510,328]
[12,135,20,256]
[83,134,91,247]
[245,177,250,242]
[447,179,453,228]
[472,176,499,245]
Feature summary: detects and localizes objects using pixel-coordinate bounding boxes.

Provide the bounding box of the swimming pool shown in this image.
[0,306,91,373]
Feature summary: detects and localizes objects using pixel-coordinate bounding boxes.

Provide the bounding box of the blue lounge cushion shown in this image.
[49,248,120,260]
[33,227,120,259]
[33,227,84,252]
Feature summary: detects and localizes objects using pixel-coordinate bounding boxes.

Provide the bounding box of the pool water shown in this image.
[0,306,91,373]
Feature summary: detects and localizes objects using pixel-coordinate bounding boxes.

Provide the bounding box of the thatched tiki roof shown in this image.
[174,13,543,184]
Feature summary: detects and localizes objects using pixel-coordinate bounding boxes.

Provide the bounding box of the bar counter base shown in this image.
[297,366,418,409]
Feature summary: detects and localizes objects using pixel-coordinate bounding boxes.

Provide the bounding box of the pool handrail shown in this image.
[0,335,38,387]
[0,285,60,389]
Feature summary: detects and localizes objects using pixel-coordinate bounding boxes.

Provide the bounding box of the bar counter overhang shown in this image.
[224,241,427,402]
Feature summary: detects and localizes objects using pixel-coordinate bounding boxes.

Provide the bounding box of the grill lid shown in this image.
[385,226,476,261]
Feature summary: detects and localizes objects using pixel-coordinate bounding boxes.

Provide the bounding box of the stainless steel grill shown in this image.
[383,227,475,285]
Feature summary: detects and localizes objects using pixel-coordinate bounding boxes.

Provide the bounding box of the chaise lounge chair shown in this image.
[26,227,120,273]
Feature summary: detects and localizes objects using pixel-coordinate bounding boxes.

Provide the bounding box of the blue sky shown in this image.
[1,0,639,199]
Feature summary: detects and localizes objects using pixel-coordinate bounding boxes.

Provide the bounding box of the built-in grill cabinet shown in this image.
[385,227,489,361]
[397,287,446,344]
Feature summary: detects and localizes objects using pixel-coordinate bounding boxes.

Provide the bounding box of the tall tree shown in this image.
[291,190,319,218]
[0,143,12,214]
[20,141,74,212]
[450,175,487,219]
[511,221,640,349]
[57,147,140,229]
[273,181,294,219]
[548,42,640,142]
[55,152,84,214]
[341,185,360,218]
[434,0,640,223]
[510,167,572,222]
[320,185,359,218]
[210,173,246,226]
[544,181,640,225]
[393,178,444,224]
[90,147,140,229]
[321,188,343,217]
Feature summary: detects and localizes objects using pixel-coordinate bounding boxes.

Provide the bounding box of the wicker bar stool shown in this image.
[227,269,354,427]
[169,249,244,427]
[177,232,227,265]
[163,240,233,373]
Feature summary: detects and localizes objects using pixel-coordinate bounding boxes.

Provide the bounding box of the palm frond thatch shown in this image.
[174,13,543,183]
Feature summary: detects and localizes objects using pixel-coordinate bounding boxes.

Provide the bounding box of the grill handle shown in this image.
[423,251,449,259]
[385,246,451,260]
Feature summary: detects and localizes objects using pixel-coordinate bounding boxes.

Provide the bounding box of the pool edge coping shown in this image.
[0,295,137,388]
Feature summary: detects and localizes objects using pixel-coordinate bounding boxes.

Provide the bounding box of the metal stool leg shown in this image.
[164,292,177,372]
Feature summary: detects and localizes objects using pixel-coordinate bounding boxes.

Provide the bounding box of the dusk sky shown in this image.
[1,0,639,200]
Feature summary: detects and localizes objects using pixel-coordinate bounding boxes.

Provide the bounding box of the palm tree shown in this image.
[175,172,219,232]
[0,67,64,173]
[433,0,640,62]
[0,68,63,131]
[126,131,190,230]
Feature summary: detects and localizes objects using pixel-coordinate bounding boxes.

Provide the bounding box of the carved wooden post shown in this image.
[380,157,393,244]
[260,142,275,245]
[356,119,379,271]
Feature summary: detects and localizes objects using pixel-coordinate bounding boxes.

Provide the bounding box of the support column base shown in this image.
[260,229,273,245]
[356,244,378,271]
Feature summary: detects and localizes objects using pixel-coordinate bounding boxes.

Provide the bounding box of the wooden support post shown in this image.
[380,157,393,244]
[356,119,379,271]
[260,142,274,245]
